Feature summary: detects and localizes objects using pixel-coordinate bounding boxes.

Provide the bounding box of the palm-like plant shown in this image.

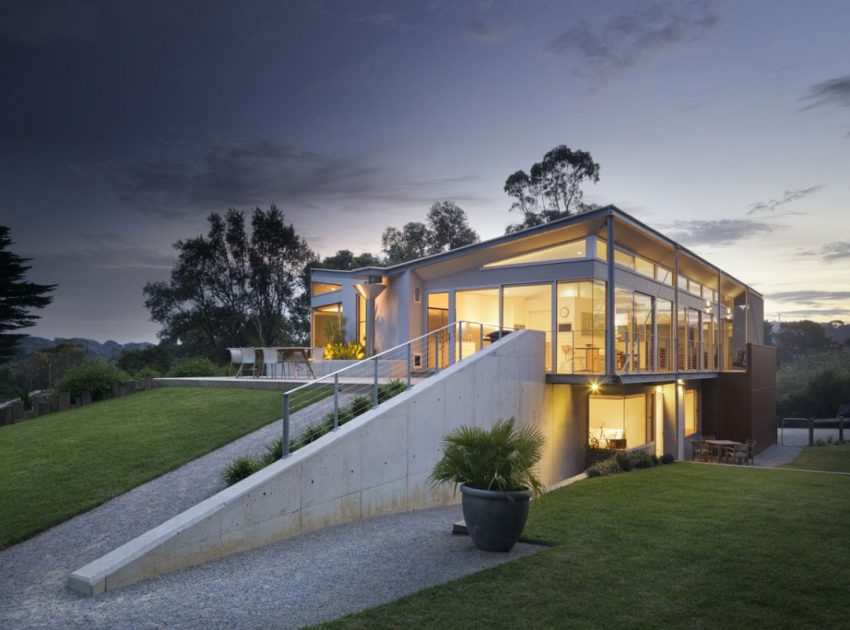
[429,418,546,498]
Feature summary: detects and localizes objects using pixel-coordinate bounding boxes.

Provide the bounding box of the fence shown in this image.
[280,321,497,457]
[779,417,847,446]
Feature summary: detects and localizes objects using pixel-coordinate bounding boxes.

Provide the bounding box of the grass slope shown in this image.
[322,464,850,629]
[784,442,850,473]
[0,387,302,549]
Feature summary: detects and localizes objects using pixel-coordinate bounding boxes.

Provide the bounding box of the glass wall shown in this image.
[556,280,605,373]
[427,292,449,369]
[684,388,699,435]
[312,303,342,348]
[588,394,652,450]
[503,284,552,371]
[657,299,673,371]
[456,288,500,356]
[311,282,342,296]
[356,294,367,346]
[633,293,652,371]
[614,288,633,371]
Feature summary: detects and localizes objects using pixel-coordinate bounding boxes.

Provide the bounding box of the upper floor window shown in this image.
[613,249,635,270]
[655,265,673,286]
[312,282,342,296]
[483,238,587,269]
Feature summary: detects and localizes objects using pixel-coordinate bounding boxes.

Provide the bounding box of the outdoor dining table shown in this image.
[275,347,315,379]
[704,439,743,462]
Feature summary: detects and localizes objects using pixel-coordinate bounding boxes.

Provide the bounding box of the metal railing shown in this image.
[279,321,499,458]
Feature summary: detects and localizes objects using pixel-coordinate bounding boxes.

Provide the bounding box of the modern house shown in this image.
[70,205,778,596]
[311,205,776,462]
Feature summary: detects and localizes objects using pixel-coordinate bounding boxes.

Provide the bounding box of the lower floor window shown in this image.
[588,393,652,450]
[684,388,699,435]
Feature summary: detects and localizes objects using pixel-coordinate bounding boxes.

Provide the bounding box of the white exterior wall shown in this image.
[70,330,579,596]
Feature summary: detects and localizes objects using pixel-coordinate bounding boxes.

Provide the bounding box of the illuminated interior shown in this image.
[311,282,342,296]
[556,280,606,373]
[503,284,552,371]
[588,393,651,449]
[684,388,699,435]
[482,238,586,268]
[356,294,366,346]
[456,288,499,356]
[311,303,342,348]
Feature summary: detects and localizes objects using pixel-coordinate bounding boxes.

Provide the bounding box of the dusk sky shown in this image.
[2,0,849,343]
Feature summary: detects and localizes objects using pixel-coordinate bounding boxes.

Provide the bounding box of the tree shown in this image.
[381,222,431,265]
[381,201,479,265]
[0,226,55,363]
[775,320,832,364]
[143,206,317,361]
[117,345,174,376]
[426,201,479,254]
[504,145,601,233]
[315,249,382,271]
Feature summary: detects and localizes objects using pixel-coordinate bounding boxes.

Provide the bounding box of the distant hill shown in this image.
[13,337,154,362]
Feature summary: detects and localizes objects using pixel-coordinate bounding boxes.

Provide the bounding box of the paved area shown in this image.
[0,395,543,629]
[753,443,803,467]
[1,505,543,630]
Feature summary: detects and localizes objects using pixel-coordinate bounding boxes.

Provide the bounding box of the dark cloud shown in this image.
[350,9,406,28]
[746,185,823,215]
[768,290,850,305]
[463,19,509,44]
[546,0,719,77]
[34,244,175,272]
[664,219,774,246]
[84,139,487,218]
[800,75,850,112]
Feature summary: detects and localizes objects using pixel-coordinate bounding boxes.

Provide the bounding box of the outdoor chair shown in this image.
[310,347,325,375]
[745,440,756,465]
[691,440,710,462]
[228,348,243,376]
[260,347,282,378]
[238,347,257,378]
[731,443,748,465]
[722,445,737,464]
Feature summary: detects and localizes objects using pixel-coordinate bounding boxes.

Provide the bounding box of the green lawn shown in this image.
[0,387,307,549]
[322,464,850,629]
[783,442,850,473]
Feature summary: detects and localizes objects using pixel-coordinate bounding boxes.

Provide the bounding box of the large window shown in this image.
[312,303,342,348]
[589,394,652,450]
[456,288,500,355]
[356,294,367,346]
[503,284,552,371]
[656,299,673,371]
[483,239,587,269]
[556,280,606,373]
[684,388,699,435]
[312,282,342,296]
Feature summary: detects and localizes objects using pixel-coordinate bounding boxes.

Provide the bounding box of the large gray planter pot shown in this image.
[460,484,531,552]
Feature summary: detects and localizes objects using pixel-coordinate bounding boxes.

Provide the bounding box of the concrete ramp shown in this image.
[69,330,574,596]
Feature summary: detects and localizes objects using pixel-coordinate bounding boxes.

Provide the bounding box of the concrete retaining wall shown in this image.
[69,330,573,596]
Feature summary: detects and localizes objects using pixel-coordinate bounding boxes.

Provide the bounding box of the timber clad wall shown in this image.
[702,343,776,454]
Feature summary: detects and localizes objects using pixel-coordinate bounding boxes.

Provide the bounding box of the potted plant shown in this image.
[429,418,546,552]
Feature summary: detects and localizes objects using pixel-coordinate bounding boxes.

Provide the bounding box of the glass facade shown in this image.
[503,284,553,371]
[556,280,606,373]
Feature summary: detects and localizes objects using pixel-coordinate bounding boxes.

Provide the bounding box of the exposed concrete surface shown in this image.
[2,505,544,630]
[69,330,555,595]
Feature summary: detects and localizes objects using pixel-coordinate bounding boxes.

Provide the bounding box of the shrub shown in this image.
[650,454,660,466]
[429,418,546,498]
[167,357,221,377]
[587,457,620,477]
[223,456,262,485]
[378,379,407,402]
[349,395,373,418]
[661,453,675,465]
[615,451,633,472]
[55,361,130,400]
[261,438,284,466]
[135,366,160,380]
[325,342,366,360]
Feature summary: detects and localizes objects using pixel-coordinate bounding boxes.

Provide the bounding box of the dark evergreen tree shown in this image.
[0,226,56,363]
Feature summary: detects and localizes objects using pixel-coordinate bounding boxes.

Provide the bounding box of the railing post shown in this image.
[333,373,339,430]
[435,332,440,374]
[839,416,844,443]
[282,392,290,458]
[406,342,412,390]
[458,321,463,362]
[479,323,484,351]
[373,356,379,408]
[808,417,814,447]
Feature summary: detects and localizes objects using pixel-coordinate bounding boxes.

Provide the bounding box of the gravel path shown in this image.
[753,443,803,467]
[0,393,356,627]
[1,504,542,630]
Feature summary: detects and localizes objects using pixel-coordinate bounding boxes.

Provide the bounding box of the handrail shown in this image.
[280,320,497,458]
